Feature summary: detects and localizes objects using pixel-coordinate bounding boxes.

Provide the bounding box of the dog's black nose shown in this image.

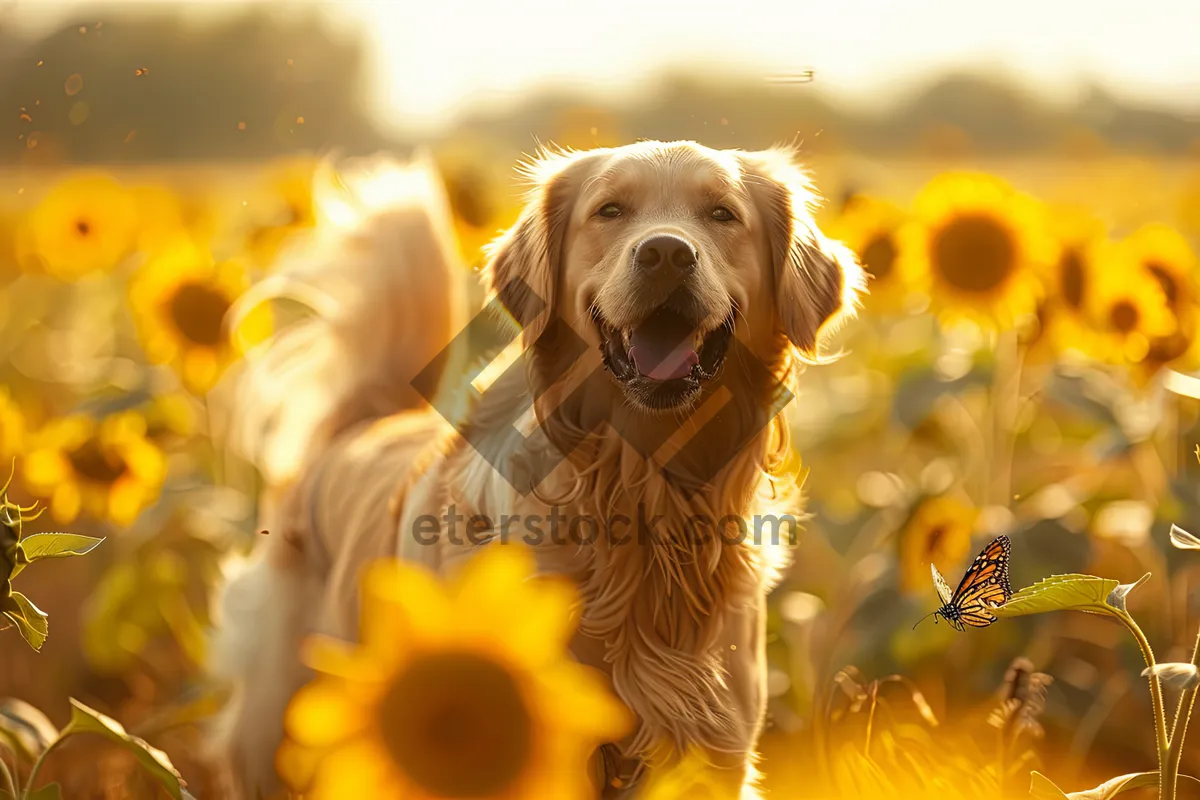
[634,234,697,276]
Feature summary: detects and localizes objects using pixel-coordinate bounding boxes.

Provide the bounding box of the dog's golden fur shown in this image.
[208,141,864,799]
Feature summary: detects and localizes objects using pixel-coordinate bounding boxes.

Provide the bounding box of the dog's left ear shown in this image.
[738,148,866,360]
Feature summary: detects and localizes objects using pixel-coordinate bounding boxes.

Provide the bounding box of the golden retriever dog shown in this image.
[208,141,864,799]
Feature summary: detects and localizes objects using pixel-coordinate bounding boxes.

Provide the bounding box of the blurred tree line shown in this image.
[0,4,392,164]
[0,3,1197,165]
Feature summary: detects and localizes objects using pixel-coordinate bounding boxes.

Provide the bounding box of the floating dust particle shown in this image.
[69,101,89,126]
[135,68,149,77]
[19,113,31,123]
[35,60,43,67]
[26,132,40,149]
[295,116,304,125]
[16,188,23,195]
[286,58,294,67]
[237,121,246,131]
[124,130,136,143]
[95,21,103,29]
[34,100,40,106]
[720,118,729,126]
[17,134,23,141]
[590,126,597,136]
[78,26,87,34]
[65,73,83,96]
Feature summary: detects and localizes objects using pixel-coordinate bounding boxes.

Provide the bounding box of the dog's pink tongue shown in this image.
[629,333,699,381]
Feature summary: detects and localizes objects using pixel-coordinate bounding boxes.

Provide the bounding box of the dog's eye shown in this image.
[711,206,736,222]
[596,203,623,219]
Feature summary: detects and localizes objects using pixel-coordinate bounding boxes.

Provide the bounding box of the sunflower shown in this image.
[434,143,524,270]
[898,172,1053,329]
[0,387,25,462]
[1117,223,1197,312]
[280,544,632,800]
[827,195,911,313]
[244,157,318,268]
[128,239,272,393]
[129,183,220,254]
[22,172,138,280]
[1087,248,1177,367]
[22,411,166,526]
[898,495,978,595]
[1024,205,1108,361]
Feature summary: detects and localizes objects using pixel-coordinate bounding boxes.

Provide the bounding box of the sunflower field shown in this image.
[4,10,1200,797]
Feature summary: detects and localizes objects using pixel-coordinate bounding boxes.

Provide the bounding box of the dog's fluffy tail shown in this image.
[221,150,467,485]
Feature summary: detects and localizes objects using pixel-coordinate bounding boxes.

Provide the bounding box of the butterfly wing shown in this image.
[930,562,954,606]
[949,535,1013,628]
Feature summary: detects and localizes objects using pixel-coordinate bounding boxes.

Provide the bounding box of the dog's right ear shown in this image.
[483,148,599,345]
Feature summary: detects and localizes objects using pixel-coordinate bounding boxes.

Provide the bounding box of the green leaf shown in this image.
[992,574,1121,620]
[1030,771,1069,798]
[0,698,58,761]
[1,592,48,651]
[60,699,187,800]
[14,534,104,575]
[26,782,63,800]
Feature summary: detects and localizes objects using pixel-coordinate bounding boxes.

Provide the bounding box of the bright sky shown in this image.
[12,0,1200,135]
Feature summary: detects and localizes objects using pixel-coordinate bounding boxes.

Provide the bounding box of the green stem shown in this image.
[20,737,66,800]
[990,331,1026,508]
[1164,629,1200,800]
[0,753,16,800]
[1117,610,1171,800]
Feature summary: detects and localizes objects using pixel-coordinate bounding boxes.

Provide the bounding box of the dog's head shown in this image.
[485,141,864,415]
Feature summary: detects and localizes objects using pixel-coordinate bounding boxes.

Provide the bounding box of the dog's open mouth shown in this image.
[594,304,733,410]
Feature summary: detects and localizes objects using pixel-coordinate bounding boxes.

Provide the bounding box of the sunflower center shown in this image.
[1109,301,1140,334]
[931,215,1016,294]
[1147,331,1190,365]
[860,234,897,282]
[68,439,127,484]
[925,524,947,556]
[1059,249,1086,310]
[168,282,231,348]
[378,651,533,798]
[1145,262,1178,307]
[75,218,91,238]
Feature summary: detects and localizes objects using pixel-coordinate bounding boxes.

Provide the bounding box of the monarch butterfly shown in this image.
[914,535,1013,632]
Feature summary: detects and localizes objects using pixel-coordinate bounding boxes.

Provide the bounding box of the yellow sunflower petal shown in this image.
[360,559,453,655]
[22,449,70,488]
[107,478,148,527]
[284,678,372,748]
[534,661,634,741]
[308,738,408,800]
[50,481,82,524]
[182,347,223,393]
